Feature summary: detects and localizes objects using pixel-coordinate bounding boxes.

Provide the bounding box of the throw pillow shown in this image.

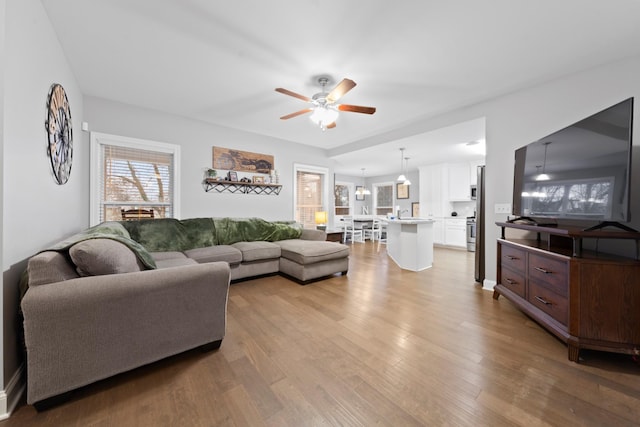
[69,239,144,276]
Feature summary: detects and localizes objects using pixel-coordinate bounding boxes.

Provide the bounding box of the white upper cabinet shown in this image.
[419,164,448,217]
[448,163,471,201]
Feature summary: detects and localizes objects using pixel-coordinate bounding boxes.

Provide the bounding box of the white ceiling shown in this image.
[40,0,640,176]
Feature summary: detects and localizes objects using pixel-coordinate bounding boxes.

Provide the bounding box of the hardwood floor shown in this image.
[6,243,640,426]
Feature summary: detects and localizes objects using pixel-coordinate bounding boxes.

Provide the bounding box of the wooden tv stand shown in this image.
[494,221,640,362]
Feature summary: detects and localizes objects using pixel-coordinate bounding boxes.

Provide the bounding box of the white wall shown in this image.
[2,0,86,414]
[83,97,331,221]
[480,56,640,287]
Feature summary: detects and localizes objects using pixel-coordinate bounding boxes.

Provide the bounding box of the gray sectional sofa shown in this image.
[20,217,349,409]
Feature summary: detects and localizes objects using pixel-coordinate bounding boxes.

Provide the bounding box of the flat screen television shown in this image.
[512,97,634,226]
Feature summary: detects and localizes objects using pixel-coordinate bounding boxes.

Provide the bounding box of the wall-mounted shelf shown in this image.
[203,179,282,195]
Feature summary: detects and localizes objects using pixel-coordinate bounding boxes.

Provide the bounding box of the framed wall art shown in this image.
[212,147,274,174]
[397,183,409,199]
[412,202,420,218]
[355,186,365,201]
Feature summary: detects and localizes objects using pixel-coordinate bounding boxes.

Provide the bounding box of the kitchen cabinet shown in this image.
[444,218,467,248]
[448,163,471,201]
[419,164,448,218]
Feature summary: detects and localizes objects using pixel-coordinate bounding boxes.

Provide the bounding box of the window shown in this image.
[293,164,329,228]
[90,133,180,225]
[334,181,353,216]
[373,182,394,215]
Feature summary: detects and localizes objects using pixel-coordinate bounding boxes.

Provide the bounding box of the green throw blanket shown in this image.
[47,221,157,269]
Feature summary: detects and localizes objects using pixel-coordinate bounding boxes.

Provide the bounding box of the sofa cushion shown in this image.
[27,251,80,286]
[150,251,188,261]
[231,241,281,262]
[155,257,199,269]
[69,239,145,276]
[276,240,349,265]
[184,245,242,265]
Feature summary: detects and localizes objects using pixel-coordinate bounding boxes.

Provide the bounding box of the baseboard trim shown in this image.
[483,279,496,291]
[0,363,25,420]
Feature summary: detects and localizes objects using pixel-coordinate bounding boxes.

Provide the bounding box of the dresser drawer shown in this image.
[528,253,568,297]
[528,281,568,325]
[500,244,526,273]
[500,266,525,298]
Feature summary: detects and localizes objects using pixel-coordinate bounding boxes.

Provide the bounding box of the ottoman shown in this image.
[275,239,349,283]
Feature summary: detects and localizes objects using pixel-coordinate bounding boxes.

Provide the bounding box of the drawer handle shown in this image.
[506,255,519,261]
[505,278,517,285]
[535,296,552,306]
[534,267,552,274]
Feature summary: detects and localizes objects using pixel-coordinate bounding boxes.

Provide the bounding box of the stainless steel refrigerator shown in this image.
[474,165,485,283]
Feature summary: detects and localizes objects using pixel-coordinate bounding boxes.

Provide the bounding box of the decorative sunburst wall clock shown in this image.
[45,83,73,184]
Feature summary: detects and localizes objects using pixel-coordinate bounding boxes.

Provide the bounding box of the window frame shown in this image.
[334,180,354,219]
[292,163,329,228]
[372,181,395,216]
[89,132,181,226]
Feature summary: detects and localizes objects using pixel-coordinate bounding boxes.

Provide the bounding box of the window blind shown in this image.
[99,144,174,222]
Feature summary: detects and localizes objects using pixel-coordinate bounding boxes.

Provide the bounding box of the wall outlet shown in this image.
[495,203,511,214]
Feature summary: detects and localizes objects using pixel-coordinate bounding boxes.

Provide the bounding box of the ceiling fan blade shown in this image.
[280,108,313,120]
[326,78,356,103]
[275,88,311,102]
[338,104,376,114]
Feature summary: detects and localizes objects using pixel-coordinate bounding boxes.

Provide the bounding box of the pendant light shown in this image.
[403,157,411,186]
[397,148,406,182]
[536,142,551,181]
[356,168,371,196]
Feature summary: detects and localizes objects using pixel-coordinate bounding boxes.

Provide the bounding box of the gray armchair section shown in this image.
[21,260,230,407]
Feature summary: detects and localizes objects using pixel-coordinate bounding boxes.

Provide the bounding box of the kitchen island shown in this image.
[386,218,435,271]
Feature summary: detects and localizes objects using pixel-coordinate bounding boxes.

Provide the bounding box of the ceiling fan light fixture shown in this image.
[276,77,375,131]
[309,106,339,129]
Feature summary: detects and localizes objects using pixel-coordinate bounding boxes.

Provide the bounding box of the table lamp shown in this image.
[315,211,328,230]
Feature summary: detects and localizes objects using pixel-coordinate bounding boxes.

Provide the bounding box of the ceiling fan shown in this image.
[275,77,376,130]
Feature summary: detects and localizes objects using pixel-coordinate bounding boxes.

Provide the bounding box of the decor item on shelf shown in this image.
[355,168,371,200]
[275,76,376,131]
[45,83,73,185]
[205,168,217,179]
[252,176,264,184]
[315,211,328,230]
[212,147,273,174]
[397,148,406,182]
[227,171,238,181]
[240,177,252,183]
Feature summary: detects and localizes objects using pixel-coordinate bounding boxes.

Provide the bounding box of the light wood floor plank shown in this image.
[6,243,640,426]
